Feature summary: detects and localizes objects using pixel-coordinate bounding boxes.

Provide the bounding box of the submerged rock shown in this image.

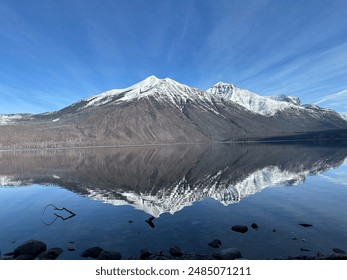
[213,248,242,260]
[68,244,76,251]
[333,248,346,254]
[16,254,35,260]
[299,223,313,227]
[81,246,104,259]
[231,225,248,233]
[251,223,259,229]
[14,240,47,259]
[36,247,63,260]
[170,246,183,257]
[208,239,222,248]
[97,250,122,260]
[140,249,153,260]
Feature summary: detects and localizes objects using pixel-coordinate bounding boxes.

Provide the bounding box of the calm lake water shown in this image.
[1,142,347,259]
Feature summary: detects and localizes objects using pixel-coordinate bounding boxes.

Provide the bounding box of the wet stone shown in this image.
[16,254,35,260]
[68,245,76,251]
[251,223,259,229]
[14,240,47,259]
[213,248,242,260]
[170,246,183,257]
[140,249,153,260]
[333,248,346,254]
[97,250,122,260]
[36,247,63,260]
[231,225,248,233]
[81,246,104,259]
[208,239,222,248]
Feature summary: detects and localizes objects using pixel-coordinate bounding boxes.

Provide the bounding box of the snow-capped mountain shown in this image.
[269,94,301,106]
[206,82,302,116]
[1,143,346,217]
[0,76,347,149]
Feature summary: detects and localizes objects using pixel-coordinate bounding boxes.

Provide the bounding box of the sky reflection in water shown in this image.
[0,143,347,259]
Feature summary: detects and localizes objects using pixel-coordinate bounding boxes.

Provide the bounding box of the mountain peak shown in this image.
[133,75,161,89]
[213,81,235,87]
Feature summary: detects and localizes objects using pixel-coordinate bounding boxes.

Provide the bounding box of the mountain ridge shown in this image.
[1,76,347,149]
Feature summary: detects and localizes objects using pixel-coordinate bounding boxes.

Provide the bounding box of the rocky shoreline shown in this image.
[2,222,346,260]
[1,238,347,260]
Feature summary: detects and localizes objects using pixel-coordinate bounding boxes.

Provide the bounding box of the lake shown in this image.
[1,142,347,259]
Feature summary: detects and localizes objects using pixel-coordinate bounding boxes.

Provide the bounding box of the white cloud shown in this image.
[315,88,347,105]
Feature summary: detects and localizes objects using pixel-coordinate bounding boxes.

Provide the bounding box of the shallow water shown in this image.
[1,143,347,259]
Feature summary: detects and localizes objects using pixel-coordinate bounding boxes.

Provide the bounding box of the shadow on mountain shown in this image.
[1,142,347,216]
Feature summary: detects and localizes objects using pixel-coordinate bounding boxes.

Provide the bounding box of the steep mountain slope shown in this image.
[0,76,347,149]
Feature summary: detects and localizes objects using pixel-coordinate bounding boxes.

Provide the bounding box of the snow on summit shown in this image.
[207,82,301,116]
[68,75,345,119]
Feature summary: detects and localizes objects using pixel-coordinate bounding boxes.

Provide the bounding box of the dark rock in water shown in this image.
[333,248,346,254]
[36,247,63,260]
[97,250,122,260]
[128,220,134,223]
[140,249,153,260]
[81,246,103,259]
[231,225,248,233]
[213,248,242,260]
[272,229,276,232]
[68,245,76,251]
[251,223,259,229]
[14,240,47,258]
[208,239,222,248]
[299,223,313,227]
[300,248,309,252]
[16,254,35,260]
[170,246,183,257]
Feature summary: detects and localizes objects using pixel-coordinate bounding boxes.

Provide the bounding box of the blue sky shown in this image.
[0,0,347,114]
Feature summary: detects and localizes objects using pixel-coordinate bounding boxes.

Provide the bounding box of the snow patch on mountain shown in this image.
[80,76,227,118]
[0,114,24,125]
[84,166,307,217]
[268,94,301,106]
[207,82,302,116]
[63,76,347,121]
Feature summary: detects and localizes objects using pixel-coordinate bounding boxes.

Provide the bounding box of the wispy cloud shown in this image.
[315,89,347,105]
[1,0,347,114]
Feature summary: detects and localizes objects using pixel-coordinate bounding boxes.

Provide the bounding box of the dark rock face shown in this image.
[14,240,47,259]
[231,225,248,233]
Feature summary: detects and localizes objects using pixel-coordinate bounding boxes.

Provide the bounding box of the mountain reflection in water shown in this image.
[1,142,347,217]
